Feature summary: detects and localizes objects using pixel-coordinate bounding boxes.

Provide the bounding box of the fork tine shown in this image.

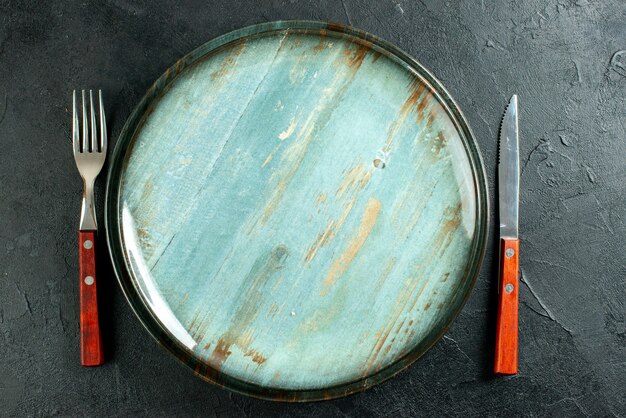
[99,90,107,153]
[89,90,97,153]
[82,90,88,153]
[72,90,80,155]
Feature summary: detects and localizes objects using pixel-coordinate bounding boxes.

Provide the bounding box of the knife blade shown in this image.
[494,95,520,375]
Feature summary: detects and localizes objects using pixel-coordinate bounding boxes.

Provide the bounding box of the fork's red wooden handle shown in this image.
[79,230,104,366]
[494,238,519,375]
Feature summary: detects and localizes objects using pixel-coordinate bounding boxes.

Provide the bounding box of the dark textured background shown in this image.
[1,0,625,416]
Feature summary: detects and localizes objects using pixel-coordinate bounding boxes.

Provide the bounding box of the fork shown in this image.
[72,90,106,366]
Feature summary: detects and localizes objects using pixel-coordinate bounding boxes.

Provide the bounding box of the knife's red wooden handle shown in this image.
[494,238,519,375]
[79,230,104,366]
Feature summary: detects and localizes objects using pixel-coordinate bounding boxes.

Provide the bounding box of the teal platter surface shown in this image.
[106,21,488,401]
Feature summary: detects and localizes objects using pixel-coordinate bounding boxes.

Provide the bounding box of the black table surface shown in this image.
[1,1,625,416]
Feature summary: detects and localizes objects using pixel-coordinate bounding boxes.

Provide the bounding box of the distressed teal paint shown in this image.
[106,21,488,401]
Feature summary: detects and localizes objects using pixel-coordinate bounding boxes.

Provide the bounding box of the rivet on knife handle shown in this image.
[494,238,519,374]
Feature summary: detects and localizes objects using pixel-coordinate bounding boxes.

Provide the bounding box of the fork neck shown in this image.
[80,178,97,231]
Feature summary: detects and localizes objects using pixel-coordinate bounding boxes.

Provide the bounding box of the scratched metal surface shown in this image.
[108,23,487,399]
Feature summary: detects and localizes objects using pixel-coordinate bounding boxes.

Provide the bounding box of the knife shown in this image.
[494,95,520,375]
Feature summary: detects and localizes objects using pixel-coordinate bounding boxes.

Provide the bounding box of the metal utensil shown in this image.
[72,90,107,366]
[494,94,520,375]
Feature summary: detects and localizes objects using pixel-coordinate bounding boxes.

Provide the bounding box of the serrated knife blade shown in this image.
[499,95,519,239]
[494,95,520,375]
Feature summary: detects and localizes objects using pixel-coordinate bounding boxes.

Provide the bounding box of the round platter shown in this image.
[106,21,488,401]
